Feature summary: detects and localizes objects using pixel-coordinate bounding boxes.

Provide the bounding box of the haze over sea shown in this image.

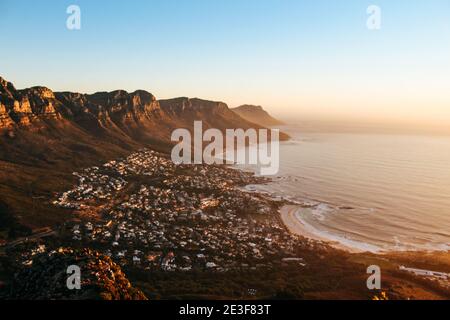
[238,125,450,252]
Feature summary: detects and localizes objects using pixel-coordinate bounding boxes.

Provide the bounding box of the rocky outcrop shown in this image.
[0,78,60,129]
[8,248,147,300]
[17,87,60,122]
[87,90,160,114]
[232,104,285,127]
[0,102,14,128]
[0,76,17,101]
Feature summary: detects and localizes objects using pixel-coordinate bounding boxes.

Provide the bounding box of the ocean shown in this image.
[236,125,450,252]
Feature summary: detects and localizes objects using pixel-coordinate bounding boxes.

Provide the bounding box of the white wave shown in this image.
[310,203,333,221]
[293,209,382,253]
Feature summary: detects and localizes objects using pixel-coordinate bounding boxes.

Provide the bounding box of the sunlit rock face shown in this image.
[0,79,61,129]
[0,101,14,128]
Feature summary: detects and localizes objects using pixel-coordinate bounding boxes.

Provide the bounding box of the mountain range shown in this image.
[0,76,287,235]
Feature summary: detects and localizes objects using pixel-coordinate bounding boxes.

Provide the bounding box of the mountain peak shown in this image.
[237,104,264,111]
[0,76,7,87]
[0,76,11,88]
[21,86,56,99]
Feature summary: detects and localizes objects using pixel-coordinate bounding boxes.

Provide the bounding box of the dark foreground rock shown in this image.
[7,248,147,300]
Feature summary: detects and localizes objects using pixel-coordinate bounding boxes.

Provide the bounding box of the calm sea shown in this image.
[237,125,450,252]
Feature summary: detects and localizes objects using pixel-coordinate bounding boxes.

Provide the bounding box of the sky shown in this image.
[1,0,449,128]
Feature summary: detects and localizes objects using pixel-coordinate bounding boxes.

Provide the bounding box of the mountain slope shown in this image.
[6,248,147,300]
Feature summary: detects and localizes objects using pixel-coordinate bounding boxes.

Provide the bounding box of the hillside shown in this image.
[5,248,147,300]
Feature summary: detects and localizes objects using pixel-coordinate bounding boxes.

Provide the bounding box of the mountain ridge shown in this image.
[232,104,285,127]
[1,76,288,140]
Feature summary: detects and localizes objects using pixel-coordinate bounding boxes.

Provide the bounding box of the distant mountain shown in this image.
[159,97,284,134]
[232,105,284,127]
[0,76,288,233]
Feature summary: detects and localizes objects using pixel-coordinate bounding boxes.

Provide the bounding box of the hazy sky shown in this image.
[1,0,449,126]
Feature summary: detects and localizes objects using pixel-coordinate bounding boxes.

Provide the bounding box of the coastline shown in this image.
[234,138,418,255]
[280,205,373,254]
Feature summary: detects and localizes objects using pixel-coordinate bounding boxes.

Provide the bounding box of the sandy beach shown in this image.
[280,205,366,253]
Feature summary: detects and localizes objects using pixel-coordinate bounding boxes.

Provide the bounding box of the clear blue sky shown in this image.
[1,0,449,124]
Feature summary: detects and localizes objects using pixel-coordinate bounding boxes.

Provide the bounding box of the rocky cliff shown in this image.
[0,78,61,127]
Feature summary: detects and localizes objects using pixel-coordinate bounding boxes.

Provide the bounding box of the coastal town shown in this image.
[8,149,317,275]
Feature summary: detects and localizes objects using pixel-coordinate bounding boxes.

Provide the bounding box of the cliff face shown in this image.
[232,104,285,127]
[0,77,20,127]
[55,89,164,142]
[83,89,160,118]
[0,78,61,128]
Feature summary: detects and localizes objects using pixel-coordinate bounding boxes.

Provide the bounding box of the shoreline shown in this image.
[280,205,375,254]
[279,203,450,255]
